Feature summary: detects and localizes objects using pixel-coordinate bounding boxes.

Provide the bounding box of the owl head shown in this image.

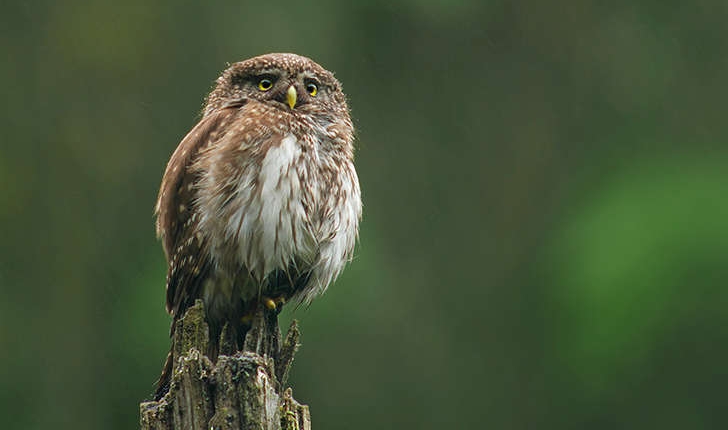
[203,53,349,121]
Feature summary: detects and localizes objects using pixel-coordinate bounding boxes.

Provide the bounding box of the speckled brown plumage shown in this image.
[153,53,361,398]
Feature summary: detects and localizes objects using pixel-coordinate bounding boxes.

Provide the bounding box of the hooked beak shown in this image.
[286,85,297,109]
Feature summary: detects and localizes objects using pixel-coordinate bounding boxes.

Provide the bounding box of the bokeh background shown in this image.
[2,1,727,428]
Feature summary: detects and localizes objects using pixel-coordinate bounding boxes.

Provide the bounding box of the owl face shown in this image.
[204,53,348,121]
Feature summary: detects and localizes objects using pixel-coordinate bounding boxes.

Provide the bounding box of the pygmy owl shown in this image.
[154,53,361,397]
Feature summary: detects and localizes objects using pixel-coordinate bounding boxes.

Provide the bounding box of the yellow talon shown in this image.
[262,295,286,311]
[263,297,277,310]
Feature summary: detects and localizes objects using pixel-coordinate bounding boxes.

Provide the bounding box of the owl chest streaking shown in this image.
[154,53,361,396]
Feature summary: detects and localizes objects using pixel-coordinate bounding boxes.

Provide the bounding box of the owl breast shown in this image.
[233,133,317,276]
[195,125,360,304]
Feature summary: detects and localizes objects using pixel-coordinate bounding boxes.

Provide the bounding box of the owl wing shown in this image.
[155,105,242,319]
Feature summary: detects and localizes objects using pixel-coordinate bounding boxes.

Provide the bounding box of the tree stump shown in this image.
[140,300,311,430]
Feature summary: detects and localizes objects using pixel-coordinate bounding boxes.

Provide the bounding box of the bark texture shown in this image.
[140,300,310,430]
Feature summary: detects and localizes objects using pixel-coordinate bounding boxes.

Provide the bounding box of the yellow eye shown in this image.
[258,78,273,91]
[306,83,318,96]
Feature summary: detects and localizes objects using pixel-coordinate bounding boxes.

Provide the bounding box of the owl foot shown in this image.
[240,296,286,325]
[263,295,286,311]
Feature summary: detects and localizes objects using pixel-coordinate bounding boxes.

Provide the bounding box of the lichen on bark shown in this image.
[140,300,310,430]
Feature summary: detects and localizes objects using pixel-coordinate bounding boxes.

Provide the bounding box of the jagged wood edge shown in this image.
[139,300,310,429]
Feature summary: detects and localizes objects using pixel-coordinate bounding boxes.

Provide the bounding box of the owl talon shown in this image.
[262,295,286,311]
[263,297,277,310]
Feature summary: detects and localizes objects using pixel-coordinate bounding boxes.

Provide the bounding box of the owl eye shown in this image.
[257,78,273,91]
[306,82,318,96]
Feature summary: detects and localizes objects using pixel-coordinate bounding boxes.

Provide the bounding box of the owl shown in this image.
[154,53,361,397]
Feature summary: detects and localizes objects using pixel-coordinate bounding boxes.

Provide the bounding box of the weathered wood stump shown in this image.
[140,300,310,430]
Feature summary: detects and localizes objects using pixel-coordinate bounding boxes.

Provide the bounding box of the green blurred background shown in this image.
[2,1,727,428]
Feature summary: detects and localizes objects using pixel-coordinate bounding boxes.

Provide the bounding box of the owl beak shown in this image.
[286,85,297,109]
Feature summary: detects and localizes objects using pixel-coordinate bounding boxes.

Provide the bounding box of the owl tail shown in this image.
[153,349,174,400]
